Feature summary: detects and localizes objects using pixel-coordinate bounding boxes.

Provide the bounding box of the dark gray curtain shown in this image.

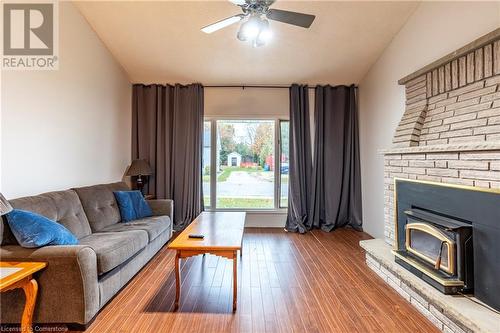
[285,84,312,233]
[132,83,204,230]
[309,85,363,231]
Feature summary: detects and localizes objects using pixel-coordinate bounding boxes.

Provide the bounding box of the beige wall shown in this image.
[358,1,500,238]
[205,87,289,118]
[1,2,131,199]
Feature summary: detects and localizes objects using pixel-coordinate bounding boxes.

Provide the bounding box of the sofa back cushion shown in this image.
[73,182,129,232]
[1,190,91,245]
[6,209,79,247]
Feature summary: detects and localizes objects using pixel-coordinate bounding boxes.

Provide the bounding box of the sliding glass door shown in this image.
[204,118,288,211]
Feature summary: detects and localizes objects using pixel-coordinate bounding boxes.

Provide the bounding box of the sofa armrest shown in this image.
[147,199,173,219]
[0,245,99,325]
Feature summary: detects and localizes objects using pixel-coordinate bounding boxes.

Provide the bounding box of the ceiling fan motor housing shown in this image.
[240,0,275,16]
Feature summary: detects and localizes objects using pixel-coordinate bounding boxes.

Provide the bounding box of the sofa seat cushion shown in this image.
[79,230,148,275]
[100,216,170,242]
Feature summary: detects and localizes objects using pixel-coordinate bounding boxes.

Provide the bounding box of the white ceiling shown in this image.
[74,1,419,85]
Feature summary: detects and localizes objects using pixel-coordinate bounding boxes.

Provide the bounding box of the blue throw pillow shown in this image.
[6,209,78,248]
[113,191,153,222]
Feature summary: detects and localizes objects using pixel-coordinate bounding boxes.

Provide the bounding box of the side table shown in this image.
[0,261,47,333]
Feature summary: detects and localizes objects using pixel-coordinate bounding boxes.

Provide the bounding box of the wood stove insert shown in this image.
[395,208,473,294]
[392,178,500,311]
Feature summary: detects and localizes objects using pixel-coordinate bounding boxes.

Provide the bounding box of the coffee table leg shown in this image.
[175,251,181,308]
[21,278,38,333]
[233,250,237,312]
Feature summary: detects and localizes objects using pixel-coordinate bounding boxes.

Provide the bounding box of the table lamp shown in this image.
[126,159,152,194]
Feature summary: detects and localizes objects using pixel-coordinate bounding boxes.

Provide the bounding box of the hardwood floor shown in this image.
[75,228,439,333]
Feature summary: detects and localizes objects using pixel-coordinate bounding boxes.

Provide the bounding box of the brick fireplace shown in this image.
[361,28,500,333]
[384,29,500,245]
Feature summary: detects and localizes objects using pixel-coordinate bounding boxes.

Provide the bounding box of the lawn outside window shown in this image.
[203,118,289,212]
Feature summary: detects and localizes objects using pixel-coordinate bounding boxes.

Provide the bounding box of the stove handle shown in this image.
[435,241,446,270]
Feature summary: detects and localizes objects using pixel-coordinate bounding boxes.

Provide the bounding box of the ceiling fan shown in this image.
[201,0,316,47]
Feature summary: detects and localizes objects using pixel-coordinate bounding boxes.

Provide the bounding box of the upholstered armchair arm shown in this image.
[147,199,174,219]
[0,245,99,325]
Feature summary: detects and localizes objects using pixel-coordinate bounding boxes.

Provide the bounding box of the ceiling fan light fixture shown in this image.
[237,29,247,41]
[256,20,272,44]
[237,15,271,47]
[238,15,261,41]
[252,39,264,48]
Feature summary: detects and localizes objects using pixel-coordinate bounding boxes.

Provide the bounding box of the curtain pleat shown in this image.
[285,84,312,233]
[309,85,363,231]
[132,83,204,230]
[287,84,363,233]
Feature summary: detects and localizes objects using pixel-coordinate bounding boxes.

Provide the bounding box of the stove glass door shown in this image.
[405,223,455,275]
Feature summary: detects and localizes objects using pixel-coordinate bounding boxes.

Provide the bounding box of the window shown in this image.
[202,121,211,207]
[203,119,288,210]
[216,120,275,209]
[279,121,289,208]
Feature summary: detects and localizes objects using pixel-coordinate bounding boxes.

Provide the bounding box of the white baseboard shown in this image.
[244,212,286,228]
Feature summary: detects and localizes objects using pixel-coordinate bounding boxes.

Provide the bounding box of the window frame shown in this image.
[203,116,288,213]
[278,119,290,209]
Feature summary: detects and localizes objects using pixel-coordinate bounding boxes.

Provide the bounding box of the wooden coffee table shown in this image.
[0,261,47,333]
[168,212,245,311]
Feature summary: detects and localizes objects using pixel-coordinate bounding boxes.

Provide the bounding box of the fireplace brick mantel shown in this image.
[384,29,500,245]
[392,28,500,149]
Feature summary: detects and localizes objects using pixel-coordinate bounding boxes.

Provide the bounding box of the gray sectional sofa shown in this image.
[0,182,173,329]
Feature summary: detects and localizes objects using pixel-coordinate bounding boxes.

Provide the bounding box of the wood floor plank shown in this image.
[69,228,439,333]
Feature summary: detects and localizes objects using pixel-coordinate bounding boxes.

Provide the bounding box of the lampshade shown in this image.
[0,193,12,216]
[126,159,152,177]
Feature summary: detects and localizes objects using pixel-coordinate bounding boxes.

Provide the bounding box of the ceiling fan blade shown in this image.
[266,9,315,28]
[201,14,245,34]
[228,0,247,6]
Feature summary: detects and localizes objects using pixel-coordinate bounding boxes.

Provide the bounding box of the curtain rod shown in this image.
[204,84,358,89]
